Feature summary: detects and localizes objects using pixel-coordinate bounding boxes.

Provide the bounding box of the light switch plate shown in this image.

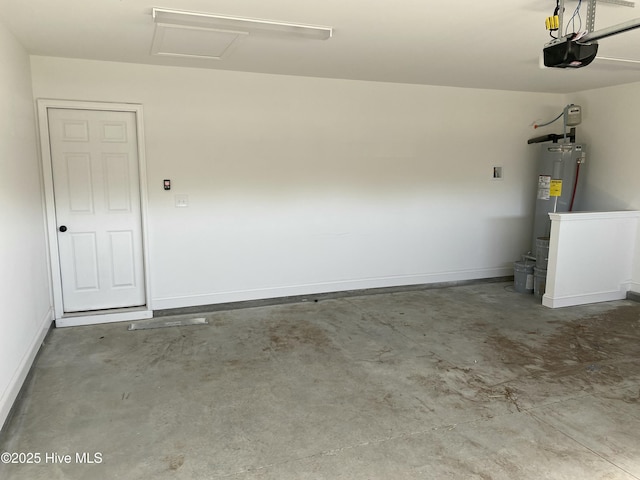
[175,194,189,207]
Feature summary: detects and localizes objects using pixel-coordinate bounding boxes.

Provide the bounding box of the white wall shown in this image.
[568,83,640,292]
[0,24,52,428]
[30,56,563,310]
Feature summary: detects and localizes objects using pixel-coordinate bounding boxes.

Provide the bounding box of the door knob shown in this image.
[59,225,67,232]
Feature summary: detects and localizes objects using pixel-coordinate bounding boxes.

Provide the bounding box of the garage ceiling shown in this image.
[2,0,640,93]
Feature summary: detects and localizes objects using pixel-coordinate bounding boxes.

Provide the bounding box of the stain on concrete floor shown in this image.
[267,318,331,352]
[486,305,640,384]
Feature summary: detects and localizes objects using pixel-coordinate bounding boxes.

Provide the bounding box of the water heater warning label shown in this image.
[550,179,563,197]
[538,175,551,200]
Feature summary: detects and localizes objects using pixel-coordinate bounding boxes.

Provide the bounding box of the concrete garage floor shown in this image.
[2,281,640,479]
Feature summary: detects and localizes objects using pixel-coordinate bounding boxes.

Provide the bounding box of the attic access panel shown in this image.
[150,7,332,60]
[151,23,248,60]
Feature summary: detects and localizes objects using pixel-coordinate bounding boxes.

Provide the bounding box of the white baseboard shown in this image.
[0,307,53,430]
[542,288,629,308]
[152,267,512,311]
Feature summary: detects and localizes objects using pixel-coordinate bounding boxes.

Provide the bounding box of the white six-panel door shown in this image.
[48,108,145,312]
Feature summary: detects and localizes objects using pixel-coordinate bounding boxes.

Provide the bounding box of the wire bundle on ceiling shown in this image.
[546,0,562,39]
[546,0,584,39]
[565,0,583,35]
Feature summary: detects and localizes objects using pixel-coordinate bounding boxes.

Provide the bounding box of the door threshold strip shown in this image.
[128,317,208,331]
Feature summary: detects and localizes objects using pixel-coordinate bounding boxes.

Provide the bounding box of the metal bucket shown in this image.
[536,237,550,270]
[514,260,535,294]
[534,267,547,297]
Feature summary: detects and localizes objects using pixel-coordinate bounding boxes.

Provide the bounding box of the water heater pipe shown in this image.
[569,162,582,211]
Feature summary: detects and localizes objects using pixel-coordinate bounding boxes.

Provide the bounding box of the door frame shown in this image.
[37,99,153,327]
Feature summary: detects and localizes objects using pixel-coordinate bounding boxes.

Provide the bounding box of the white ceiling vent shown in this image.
[150,8,332,60]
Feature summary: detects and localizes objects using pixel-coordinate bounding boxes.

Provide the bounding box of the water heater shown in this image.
[531,143,586,251]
